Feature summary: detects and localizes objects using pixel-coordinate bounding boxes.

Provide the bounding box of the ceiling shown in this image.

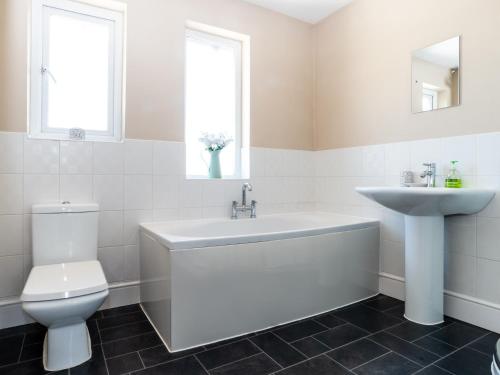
[241,0,354,24]
[413,37,460,68]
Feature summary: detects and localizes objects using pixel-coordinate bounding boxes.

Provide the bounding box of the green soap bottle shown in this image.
[445,161,462,188]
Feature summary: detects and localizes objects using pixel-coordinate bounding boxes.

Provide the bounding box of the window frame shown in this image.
[29,0,126,142]
[422,88,438,111]
[184,21,250,180]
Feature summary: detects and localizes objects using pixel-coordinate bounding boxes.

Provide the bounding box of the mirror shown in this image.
[412,36,460,113]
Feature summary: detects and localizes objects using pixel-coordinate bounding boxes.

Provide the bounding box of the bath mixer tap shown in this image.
[232,183,257,219]
[420,162,436,187]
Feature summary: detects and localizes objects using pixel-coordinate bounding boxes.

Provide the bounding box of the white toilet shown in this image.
[21,203,109,372]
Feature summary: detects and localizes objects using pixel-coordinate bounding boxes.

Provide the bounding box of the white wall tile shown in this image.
[60,175,93,203]
[153,208,179,221]
[0,132,23,173]
[477,133,500,176]
[202,180,226,207]
[93,142,124,174]
[153,175,180,209]
[380,239,404,277]
[60,141,93,174]
[0,256,24,298]
[445,215,477,257]
[384,142,411,177]
[98,211,123,247]
[24,138,59,174]
[123,210,152,245]
[441,135,476,176]
[98,246,124,283]
[477,217,500,261]
[124,175,153,210]
[153,141,185,176]
[124,140,153,174]
[23,175,59,212]
[363,145,385,177]
[444,252,476,296]
[180,180,203,208]
[23,214,32,254]
[93,175,124,210]
[476,258,500,303]
[123,245,140,281]
[410,138,443,178]
[0,215,23,256]
[0,175,23,214]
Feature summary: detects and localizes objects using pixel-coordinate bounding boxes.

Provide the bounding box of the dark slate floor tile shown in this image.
[384,304,405,319]
[24,330,46,346]
[353,352,421,375]
[435,347,491,375]
[100,304,142,318]
[468,332,500,356]
[0,334,24,366]
[415,366,453,375]
[88,311,102,320]
[370,332,439,366]
[19,342,43,362]
[71,346,108,375]
[102,332,162,358]
[313,324,368,350]
[274,320,327,342]
[98,311,147,330]
[196,339,260,370]
[140,344,205,367]
[364,295,403,312]
[107,352,144,375]
[413,335,456,357]
[313,313,345,329]
[87,320,100,346]
[0,323,44,339]
[334,305,402,333]
[132,355,207,375]
[100,321,153,343]
[209,353,280,375]
[386,321,440,342]
[291,337,330,357]
[276,355,350,375]
[204,334,255,350]
[430,322,489,348]
[250,333,305,368]
[327,338,389,369]
[0,358,46,375]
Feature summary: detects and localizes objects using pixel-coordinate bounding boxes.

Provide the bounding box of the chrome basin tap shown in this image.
[232,183,257,219]
[420,163,436,187]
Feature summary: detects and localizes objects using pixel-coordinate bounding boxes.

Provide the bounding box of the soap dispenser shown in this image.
[445,161,462,188]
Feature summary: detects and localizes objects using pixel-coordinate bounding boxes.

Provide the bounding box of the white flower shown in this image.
[198,132,233,152]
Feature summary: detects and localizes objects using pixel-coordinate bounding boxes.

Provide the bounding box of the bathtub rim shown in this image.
[140,211,379,250]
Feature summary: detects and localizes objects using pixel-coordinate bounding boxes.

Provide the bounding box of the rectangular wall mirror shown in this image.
[412,36,461,113]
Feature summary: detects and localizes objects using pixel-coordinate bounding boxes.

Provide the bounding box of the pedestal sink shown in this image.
[356,187,495,325]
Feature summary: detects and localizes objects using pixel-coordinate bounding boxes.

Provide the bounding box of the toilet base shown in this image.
[43,322,92,371]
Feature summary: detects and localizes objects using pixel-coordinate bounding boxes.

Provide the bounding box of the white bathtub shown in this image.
[139,212,380,352]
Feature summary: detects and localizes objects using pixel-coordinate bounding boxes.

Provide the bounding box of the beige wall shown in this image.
[0,0,314,150]
[314,0,500,150]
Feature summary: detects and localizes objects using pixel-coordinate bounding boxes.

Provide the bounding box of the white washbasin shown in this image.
[355,186,495,326]
[356,187,495,216]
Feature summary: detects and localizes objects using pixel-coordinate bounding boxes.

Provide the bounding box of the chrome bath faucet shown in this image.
[232,183,257,219]
[420,162,436,188]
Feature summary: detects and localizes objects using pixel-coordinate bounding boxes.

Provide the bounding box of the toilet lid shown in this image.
[22,261,108,302]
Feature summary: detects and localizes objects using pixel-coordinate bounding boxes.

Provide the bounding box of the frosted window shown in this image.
[185,30,242,178]
[45,13,112,131]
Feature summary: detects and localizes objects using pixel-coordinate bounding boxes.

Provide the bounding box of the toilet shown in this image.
[493,339,500,375]
[21,203,109,372]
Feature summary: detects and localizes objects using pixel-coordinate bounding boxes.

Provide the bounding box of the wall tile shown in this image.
[98,211,123,247]
[384,142,411,177]
[60,141,93,174]
[0,132,23,173]
[410,138,443,177]
[380,239,404,277]
[180,180,203,208]
[124,175,153,210]
[98,246,124,283]
[93,174,124,210]
[476,133,500,176]
[0,215,23,256]
[124,245,140,281]
[202,180,226,207]
[441,135,476,176]
[93,142,124,174]
[477,217,500,261]
[0,256,24,298]
[0,174,23,214]
[153,175,180,209]
[445,215,477,257]
[60,174,93,203]
[24,138,59,174]
[444,252,476,296]
[124,139,153,174]
[153,141,185,176]
[123,210,153,245]
[23,174,59,213]
[476,258,500,303]
[363,145,385,177]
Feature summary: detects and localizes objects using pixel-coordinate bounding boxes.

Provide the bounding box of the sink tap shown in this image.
[232,183,257,219]
[420,163,436,187]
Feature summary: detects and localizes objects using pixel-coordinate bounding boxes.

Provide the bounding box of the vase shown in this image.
[208,150,222,179]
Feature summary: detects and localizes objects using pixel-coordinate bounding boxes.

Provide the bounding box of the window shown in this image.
[422,87,438,112]
[29,0,126,142]
[185,22,250,179]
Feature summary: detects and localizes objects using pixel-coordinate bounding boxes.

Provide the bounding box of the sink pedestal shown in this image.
[404,215,444,325]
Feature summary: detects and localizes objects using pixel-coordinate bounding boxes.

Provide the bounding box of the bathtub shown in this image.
[139,212,380,352]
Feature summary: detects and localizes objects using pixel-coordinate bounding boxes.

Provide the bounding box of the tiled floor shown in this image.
[0,295,498,375]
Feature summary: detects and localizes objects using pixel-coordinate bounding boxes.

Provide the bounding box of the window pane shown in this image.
[185,33,240,177]
[45,11,111,131]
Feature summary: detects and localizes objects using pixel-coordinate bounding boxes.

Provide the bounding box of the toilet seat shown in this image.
[22,260,108,302]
